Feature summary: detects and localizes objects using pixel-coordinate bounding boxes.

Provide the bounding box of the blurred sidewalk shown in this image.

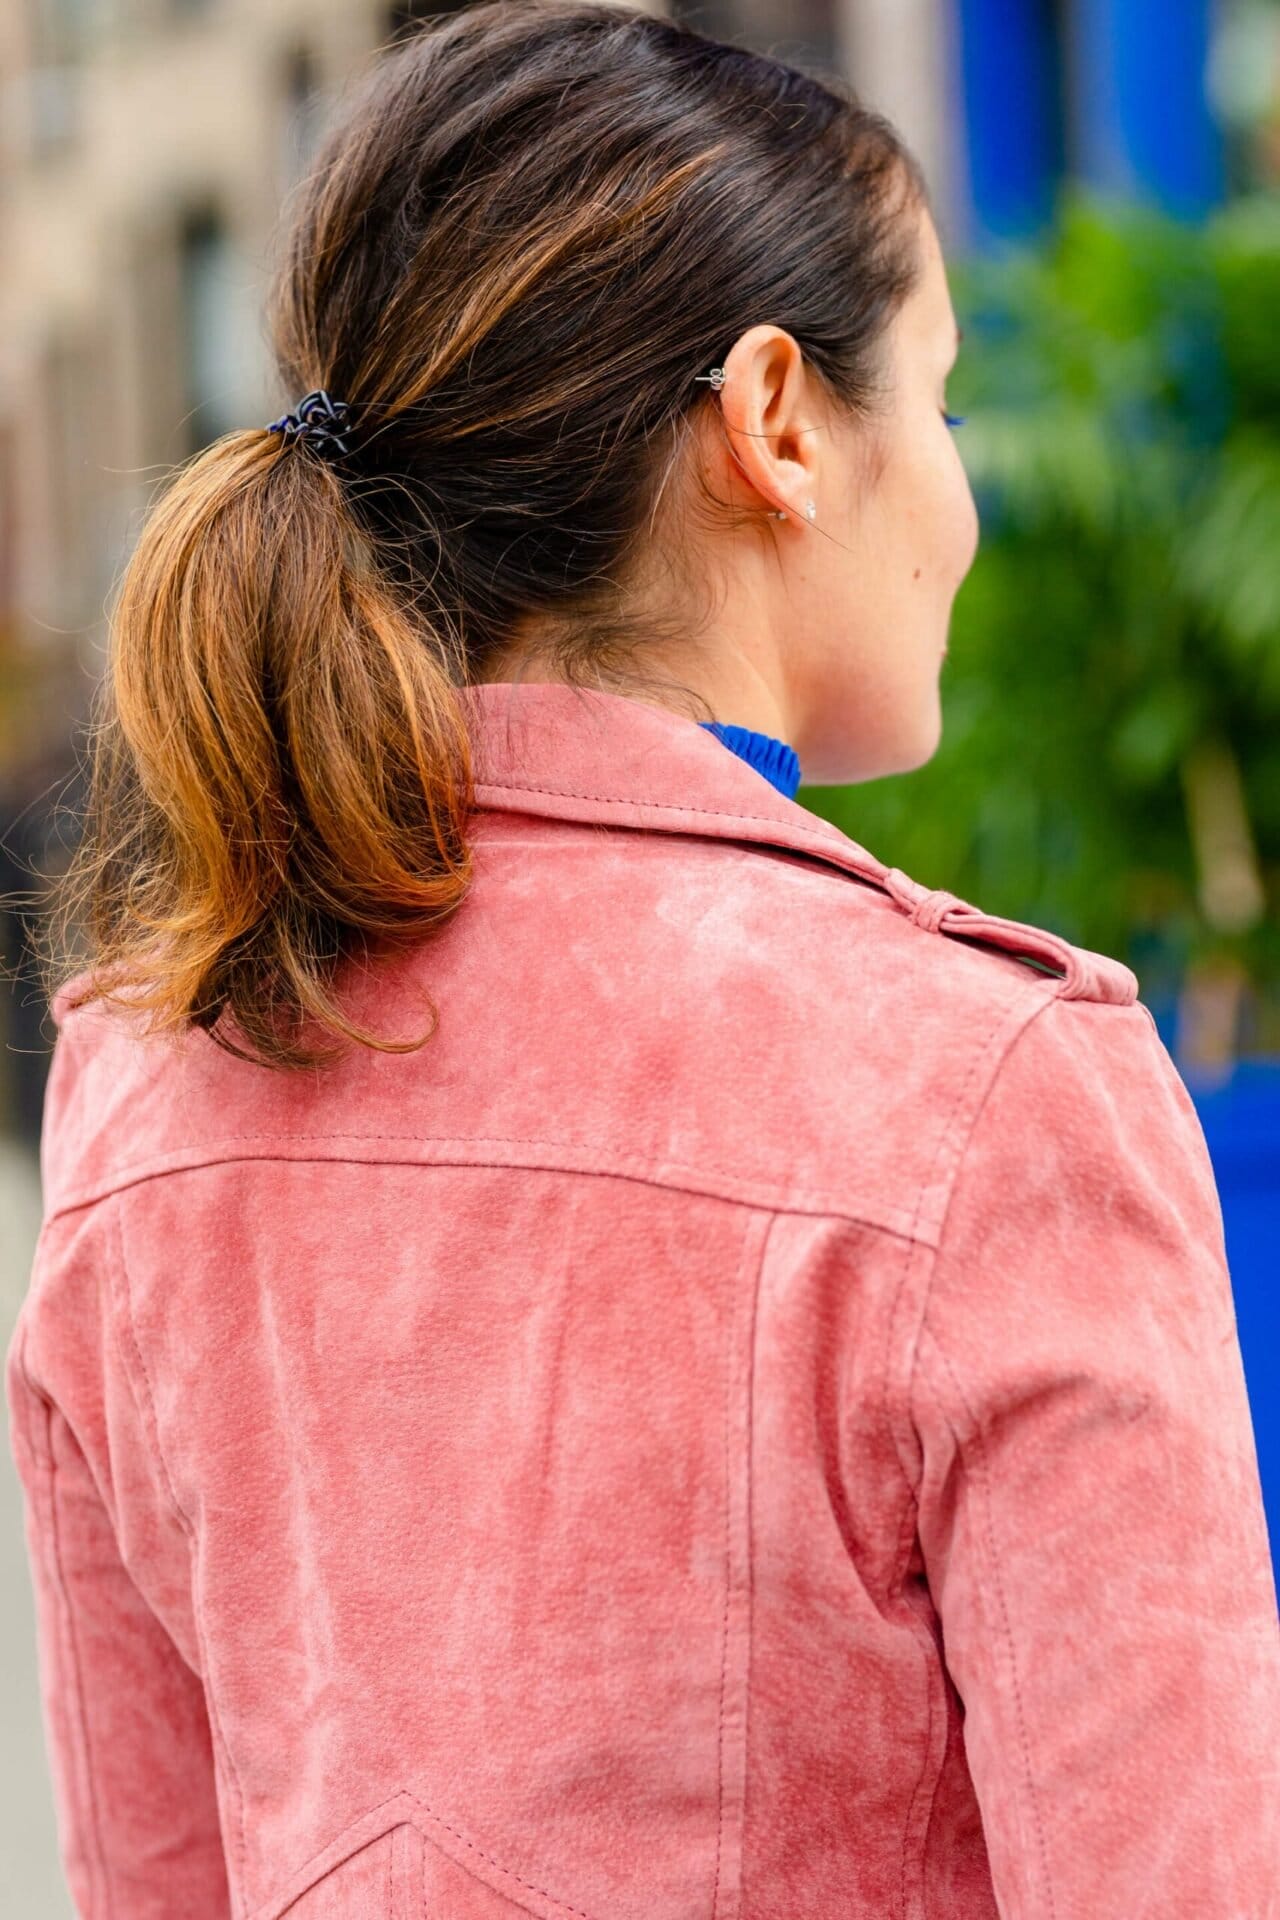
[1,1137,73,1917]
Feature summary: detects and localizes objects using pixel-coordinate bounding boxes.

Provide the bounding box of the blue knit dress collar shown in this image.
[698,720,802,801]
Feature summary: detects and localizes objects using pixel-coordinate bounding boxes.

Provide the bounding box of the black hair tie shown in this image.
[265,388,353,461]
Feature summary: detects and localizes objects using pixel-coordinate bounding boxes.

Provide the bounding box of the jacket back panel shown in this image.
[8,683,1277,1920]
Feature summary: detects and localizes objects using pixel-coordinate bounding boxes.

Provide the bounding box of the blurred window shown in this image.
[385,1,469,46]
[279,44,326,194]
[669,0,839,76]
[0,426,13,642]
[35,327,102,629]
[30,0,94,60]
[178,208,241,455]
[26,0,96,154]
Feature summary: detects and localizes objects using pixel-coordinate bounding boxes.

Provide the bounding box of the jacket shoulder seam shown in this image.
[883,983,1065,1500]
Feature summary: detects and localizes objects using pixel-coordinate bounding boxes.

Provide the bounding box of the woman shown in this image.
[7,3,1278,1915]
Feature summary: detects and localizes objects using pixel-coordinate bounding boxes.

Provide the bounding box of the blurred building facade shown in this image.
[0,0,390,720]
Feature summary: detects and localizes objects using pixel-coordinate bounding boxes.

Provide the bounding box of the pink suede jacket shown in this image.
[7,678,1279,1920]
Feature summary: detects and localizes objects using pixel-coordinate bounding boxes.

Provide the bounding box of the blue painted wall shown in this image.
[1186,1061,1280,1569]
[953,0,1225,248]
[951,0,1065,247]
[1144,995,1278,1573]
[1070,0,1225,217]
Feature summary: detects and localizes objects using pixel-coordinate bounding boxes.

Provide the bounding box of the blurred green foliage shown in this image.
[801,186,1280,1011]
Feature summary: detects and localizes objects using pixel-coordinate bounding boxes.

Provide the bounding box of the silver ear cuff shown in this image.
[695,365,817,526]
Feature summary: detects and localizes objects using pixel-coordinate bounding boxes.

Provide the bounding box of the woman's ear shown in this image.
[714,324,820,520]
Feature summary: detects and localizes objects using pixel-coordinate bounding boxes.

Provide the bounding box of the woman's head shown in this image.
[39,0,966,1068]
[270,0,970,779]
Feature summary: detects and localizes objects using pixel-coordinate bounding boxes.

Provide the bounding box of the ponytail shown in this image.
[39,429,474,1070]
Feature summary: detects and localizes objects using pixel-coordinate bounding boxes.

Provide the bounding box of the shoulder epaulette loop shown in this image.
[878,867,1138,1006]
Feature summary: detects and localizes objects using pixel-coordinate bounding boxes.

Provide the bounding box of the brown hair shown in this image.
[32,0,928,1070]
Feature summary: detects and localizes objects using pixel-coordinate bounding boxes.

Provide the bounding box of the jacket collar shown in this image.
[459,677,891,892]
[457,677,1139,1007]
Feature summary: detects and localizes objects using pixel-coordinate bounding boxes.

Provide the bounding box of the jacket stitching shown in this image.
[913,1615,936,1920]
[887,1482,924,1920]
[740,1212,766,1918]
[110,1194,251,1918]
[41,1132,974,1246]
[256,1784,602,1920]
[879,976,1053,1915]
[711,1225,734,1919]
[46,1413,113,1918]
[9,1296,52,1468]
[916,1331,1059,1920]
[710,1208,769,1919]
[883,975,1056,1498]
[477,780,860,844]
[15,1322,113,1917]
[900,993,1073,1920]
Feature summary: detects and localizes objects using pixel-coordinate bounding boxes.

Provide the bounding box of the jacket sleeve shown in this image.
[5,1206,233,1919]
[909,992,1280,1919]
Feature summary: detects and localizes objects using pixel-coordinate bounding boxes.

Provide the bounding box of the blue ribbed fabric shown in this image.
[698,720,802,800]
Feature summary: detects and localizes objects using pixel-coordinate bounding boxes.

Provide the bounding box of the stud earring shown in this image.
[804,498,817,522]
[769,508,788,521]
[695,366,728,390]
